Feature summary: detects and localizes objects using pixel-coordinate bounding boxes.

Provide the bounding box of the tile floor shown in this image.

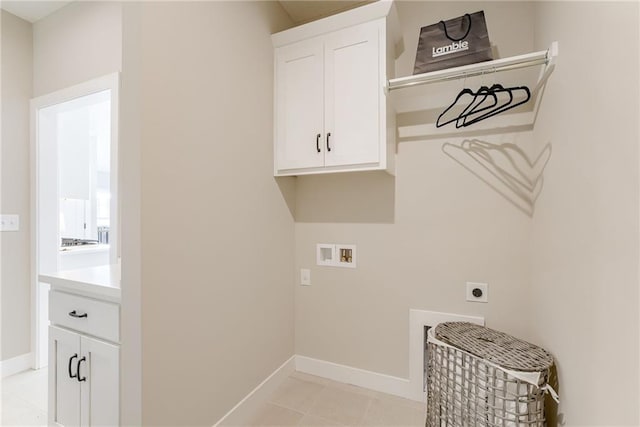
[1,368,48,427]
[1,369,425,426]
[238,372,426,427]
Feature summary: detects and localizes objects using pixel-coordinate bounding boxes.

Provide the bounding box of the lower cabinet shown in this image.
[49,326,119,426]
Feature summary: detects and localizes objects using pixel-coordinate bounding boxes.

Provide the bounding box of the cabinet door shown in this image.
[275,37,325,171]
[49,326,81,427]
[80,335,120,427]
[324,20,381,167]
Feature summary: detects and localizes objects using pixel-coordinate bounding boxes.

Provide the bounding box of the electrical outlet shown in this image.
[300,269,311,286]
[466,282,488,303]
[0,215,19,232]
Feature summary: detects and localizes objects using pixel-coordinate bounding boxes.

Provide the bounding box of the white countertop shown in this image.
[59,244,110,255]
[39,264,121,301]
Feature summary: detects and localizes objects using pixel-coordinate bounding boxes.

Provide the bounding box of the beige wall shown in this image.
[33,1,122,97]
[13,1,638,424]
[295,1,537,379]
[1,10,33,361]
[120,3,142,424]
[130,2,295,424]
[1,0,122,367]
[296,1,640,423]
[530,2,639,425]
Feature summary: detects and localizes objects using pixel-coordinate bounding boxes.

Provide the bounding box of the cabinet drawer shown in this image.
[49,291,120,343]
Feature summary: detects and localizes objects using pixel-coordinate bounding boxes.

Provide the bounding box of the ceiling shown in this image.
[1,0,371,26]
[278,1,373,25]
[1,1,71,23]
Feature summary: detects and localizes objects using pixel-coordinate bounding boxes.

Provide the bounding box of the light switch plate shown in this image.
[0,215,19,232]
[300,269,311,286]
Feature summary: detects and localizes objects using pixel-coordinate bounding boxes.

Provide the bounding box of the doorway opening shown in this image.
[31,74,119,370]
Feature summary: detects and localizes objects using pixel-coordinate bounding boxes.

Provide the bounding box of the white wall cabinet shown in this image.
[324,22,380,168]
[273,2,400,176]
[275,38,325,171]
[48,290,120,427]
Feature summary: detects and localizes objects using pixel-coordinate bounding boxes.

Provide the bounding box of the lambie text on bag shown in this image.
[432,40,469,58]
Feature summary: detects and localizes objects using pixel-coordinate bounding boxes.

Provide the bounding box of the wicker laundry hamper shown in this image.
[426,322,557,427]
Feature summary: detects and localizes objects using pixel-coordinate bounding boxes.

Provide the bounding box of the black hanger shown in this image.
[454,84,501,128]
[457,84,513,127]
[436,87,476,128]
[462,85,531,127]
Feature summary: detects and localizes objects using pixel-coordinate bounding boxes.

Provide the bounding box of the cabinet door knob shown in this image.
[69,310,88,318]
[316,133,321,153]
[68,354,78,379]
[326,133,332,152]
[77,356,87,382]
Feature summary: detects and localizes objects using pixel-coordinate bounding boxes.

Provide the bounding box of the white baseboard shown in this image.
[213,355,296,427]
[295,355,415,401]
[1,352,34,378]
[298,310,484,403]
[212,310,485,425]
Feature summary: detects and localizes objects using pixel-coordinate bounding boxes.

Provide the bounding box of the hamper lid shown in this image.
[434,322,554,372]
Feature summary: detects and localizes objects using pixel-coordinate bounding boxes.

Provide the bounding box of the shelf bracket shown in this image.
[532,41,558,97]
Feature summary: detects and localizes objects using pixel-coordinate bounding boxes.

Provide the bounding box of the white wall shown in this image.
[123,2,295,424]
[33,1,122,97]
[295,0,536,380]
[1,10,33,362]
[530,2,639,425]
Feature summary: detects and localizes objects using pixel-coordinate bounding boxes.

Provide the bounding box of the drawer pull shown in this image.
[77,357,87,382]
[68,354,78,379]
[69,310,88,318]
